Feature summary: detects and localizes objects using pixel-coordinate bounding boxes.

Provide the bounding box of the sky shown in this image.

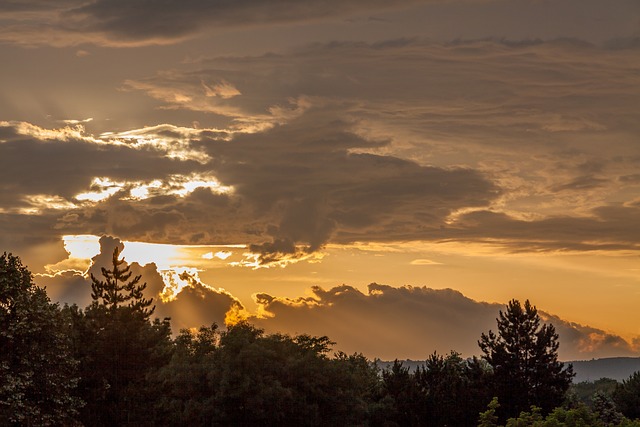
[1,0,640,361]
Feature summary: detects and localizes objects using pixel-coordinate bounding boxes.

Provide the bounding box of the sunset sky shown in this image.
[1,0,640,361]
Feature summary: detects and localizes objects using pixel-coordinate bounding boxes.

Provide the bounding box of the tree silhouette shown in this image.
[479,299,574,419]
[0,253,81,425]
[90,247,154,318]
[613,371,640,419]
[74,247,168,425]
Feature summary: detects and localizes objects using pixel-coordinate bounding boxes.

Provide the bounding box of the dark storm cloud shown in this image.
[0,0,80,13]
[551,175,609,192]
[124,38,640,256]
[1,0,639,47]
[195,113,498,262]
[252,283,640,360]
[0,114,500,264]
[0,121,222,251]
[4,37,640,258]
[0,0,426,46]
[68,0,424,40]
[0,122,201,205]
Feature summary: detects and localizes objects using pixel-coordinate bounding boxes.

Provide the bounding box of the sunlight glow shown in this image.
[168,173,233,197]
[202,251,234,260]
[230,250,325,269]
[63,235,101,259]
[75,174,233,204]
[120,241,185,270]
[160,267,201,302]
[10,121,95,142]
[76,177,124,202]
[20,194,78,214]
[103,124,222,164]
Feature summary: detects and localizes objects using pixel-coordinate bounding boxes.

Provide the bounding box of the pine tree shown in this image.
[78,248,169,425]
[479,299,574,419]
[90,247,154,318]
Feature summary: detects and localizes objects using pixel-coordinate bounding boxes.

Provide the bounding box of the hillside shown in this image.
[569,357,640,383]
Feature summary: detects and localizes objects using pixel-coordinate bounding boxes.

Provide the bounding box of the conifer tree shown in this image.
[79,247,168,425]
[479,299,574,419]
[90,247,154,318]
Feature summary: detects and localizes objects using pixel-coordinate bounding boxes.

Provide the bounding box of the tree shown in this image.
[150,322,380,426]
[592,390,623,425]
[613,371,640,419]
[479,299,574,419]
[415,351,493,426]
[90,247,154,318]
[569,378,618,407]
[68,303,173,426]
[0,253,82,425]
[376,360,426,426]
[478,397,500,427]
[70,247,171,425]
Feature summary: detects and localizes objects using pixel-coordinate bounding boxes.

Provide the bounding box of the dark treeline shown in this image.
[3,251,640,426]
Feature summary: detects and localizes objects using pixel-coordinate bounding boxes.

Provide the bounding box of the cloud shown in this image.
[205,112,498,262]
[252,283,640,360]
[410,258,442,266]
[1,0,639,47]
[37,270,93,308]
[126,39,640,222]
[155,269,247,331]
[449,205,640,253]
[39,236,245,330]
[0,113,500,263]
[3,38,640,258]
[0,0,427,47]
[37,236,640,360]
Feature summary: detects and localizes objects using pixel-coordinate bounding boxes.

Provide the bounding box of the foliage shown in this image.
[68,250,171,425]
[68,304,173,426]
[477,398,640,427]
[373,359,426,426]
[90,247,154,318]
[151,321,379,426]
[370,352,493,426]
[479,299,575,419]
[418,351,493,426]
[569,378,619,407]
[479,397,501,427]
[613,371,640,419]
[0,253,82,425]
[592,391,624,425]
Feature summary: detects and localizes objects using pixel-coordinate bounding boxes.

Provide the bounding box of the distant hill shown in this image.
[568,357,640,383]
[376,357,640,383]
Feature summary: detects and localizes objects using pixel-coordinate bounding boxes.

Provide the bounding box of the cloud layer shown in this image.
[251,282,640,361]
[3,38,640,264]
